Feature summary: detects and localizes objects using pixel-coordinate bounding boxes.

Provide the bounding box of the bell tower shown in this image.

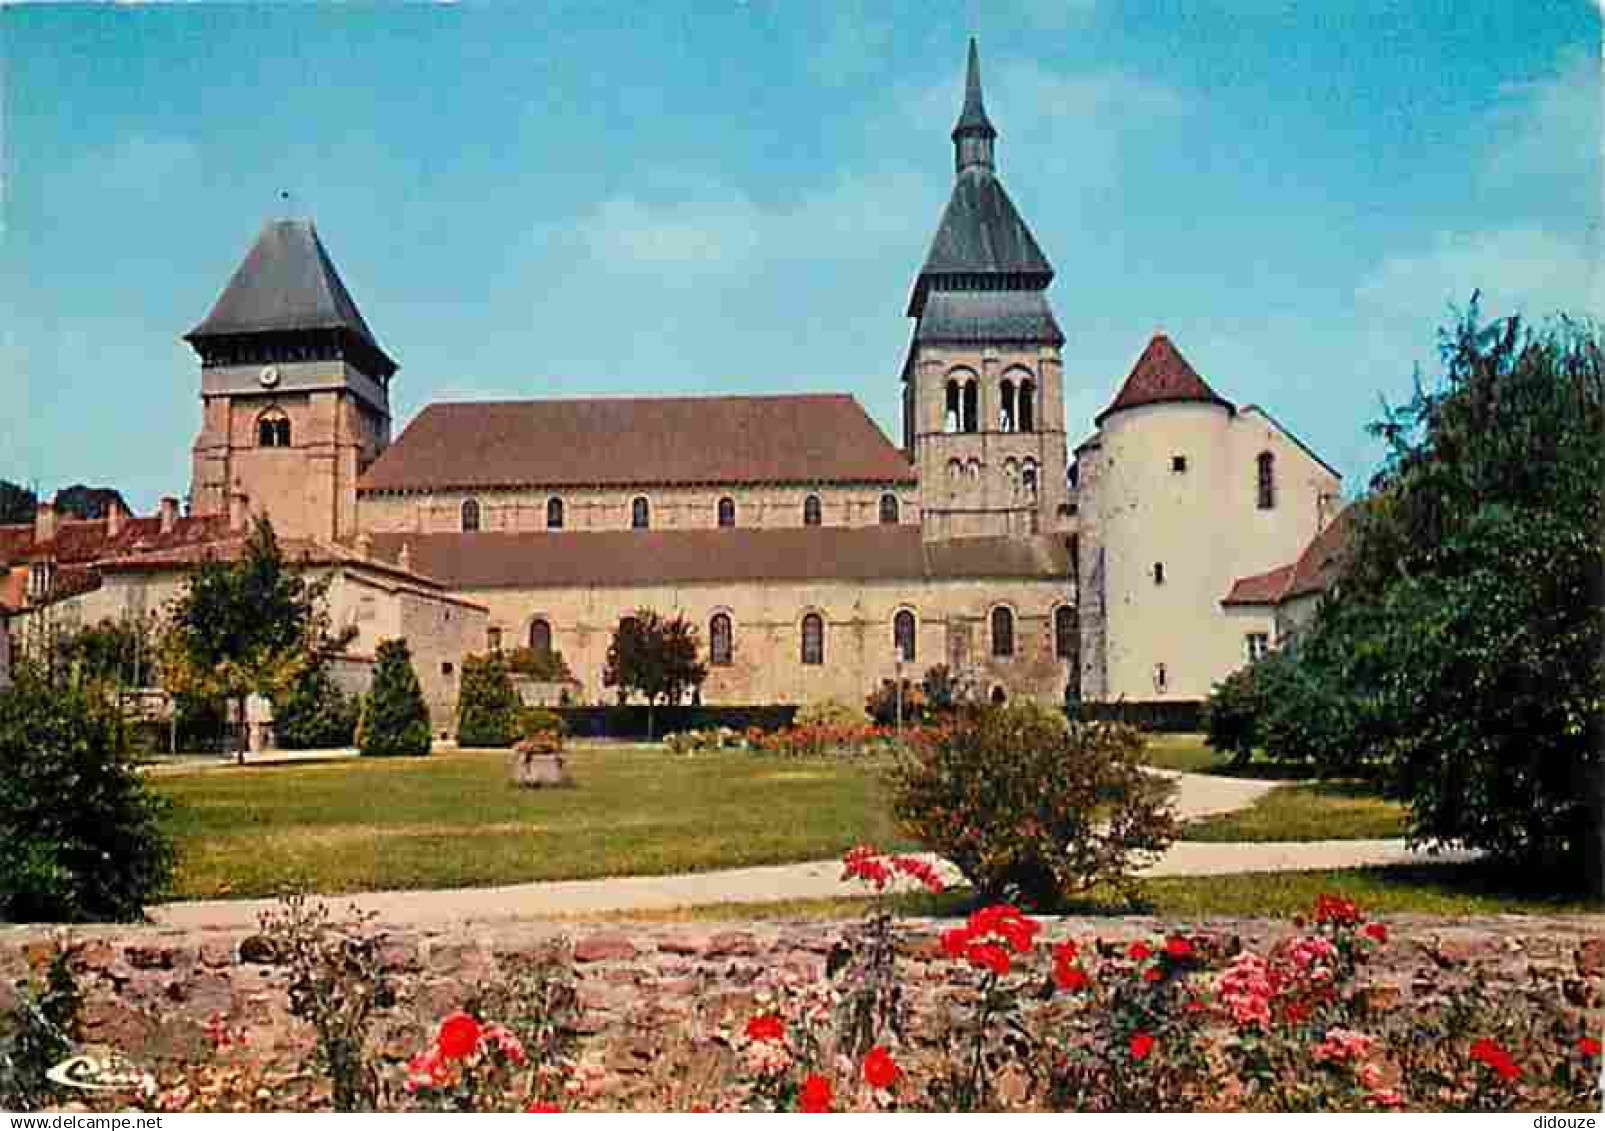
[905,40,1069,541]
[185,219,397,543]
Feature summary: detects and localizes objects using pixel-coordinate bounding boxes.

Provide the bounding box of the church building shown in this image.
[1,41,1343,722]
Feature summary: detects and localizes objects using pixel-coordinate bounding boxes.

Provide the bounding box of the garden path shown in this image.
[152,772,1471,931]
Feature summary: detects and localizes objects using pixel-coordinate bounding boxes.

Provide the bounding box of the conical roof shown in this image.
[1095,334,1234,424]
[185,220,395,373]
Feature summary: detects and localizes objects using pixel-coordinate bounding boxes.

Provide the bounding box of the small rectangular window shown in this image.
[1152,562,1165,586]
[441,662,454,677]
[1246,632,1270,662]
[1171,455,1187,473]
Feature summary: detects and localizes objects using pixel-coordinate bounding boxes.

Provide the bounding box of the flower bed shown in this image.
[3,871,1599,1113]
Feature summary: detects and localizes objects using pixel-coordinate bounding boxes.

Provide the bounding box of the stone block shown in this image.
[575,933,638,963]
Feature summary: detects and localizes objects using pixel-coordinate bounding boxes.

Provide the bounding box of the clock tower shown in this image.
[185,219,397,543]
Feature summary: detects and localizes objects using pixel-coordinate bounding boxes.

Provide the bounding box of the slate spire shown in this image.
[952,38,997,173]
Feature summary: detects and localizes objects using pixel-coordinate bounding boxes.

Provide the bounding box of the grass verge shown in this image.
[584,863,1605,923]
[1180,781,1410,842]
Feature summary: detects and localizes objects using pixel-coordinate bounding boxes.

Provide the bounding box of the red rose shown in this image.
[1053,940,1078,964]
[746,1014,785,1043]
[1579,1036,1602,1058]
[1164,935,1193,959]
[968,943,1011,977]
[1363,923,1388,944]
[436,1012,482,1060]
[1127,941,1153,961]
[1144,966,1163,983]
[940,927,972,959]
[1469,1037,1520,1082]
[863,1046,902,1090]
[1054,964,1090,992]
[1130,1032,1156,1061]
[526,1101,562,1112]
[799,1073,833,1113]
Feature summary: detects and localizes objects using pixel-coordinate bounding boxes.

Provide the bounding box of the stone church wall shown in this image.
[358,484,920,535]
[464,575,1074,708]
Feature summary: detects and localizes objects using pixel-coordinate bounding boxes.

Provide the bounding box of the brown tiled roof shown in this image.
[0,515,229,568]
[1222,563,1296,607]
[1222,507,1354,607]
[366,527,1069,590]
[1096,334,1234,425]
[357,395,917,493]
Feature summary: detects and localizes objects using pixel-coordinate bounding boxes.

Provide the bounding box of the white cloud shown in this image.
[1355,226,1597,322]
[1481,47,1599,223]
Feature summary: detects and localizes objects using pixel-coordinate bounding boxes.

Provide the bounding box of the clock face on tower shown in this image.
[259,365,280,388]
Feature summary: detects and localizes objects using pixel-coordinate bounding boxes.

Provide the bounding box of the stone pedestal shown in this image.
[509,749,572,788]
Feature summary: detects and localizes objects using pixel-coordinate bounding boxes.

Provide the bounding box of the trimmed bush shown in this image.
[888,703,1176,907]
[456,654,521,748]
[795,699,867,728]
[273,662,358,750]
[360,639,432,758]
[0,676,174,921]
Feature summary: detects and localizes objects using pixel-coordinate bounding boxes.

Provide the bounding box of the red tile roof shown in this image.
[1222,507,1354,607]
[366,527,1069,590]
[1096,334,1234,425]
[0,514,229,568]
[357,394,917,493]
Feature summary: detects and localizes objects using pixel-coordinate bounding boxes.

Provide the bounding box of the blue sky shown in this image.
[2,2,1597,512]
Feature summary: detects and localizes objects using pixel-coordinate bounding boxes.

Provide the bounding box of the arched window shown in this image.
[1054,605,1076,660]
[1256,452,1276,510]
[944,380,961,433]
[461,498,481,532]
[999,379,1016,432]
[528,617,552,658]
[947,458,963,480]
[962,380,979,433]
[803,494,822,527]
[990,606,1015,658]
[1003,458,1019,493]
[879,493,899,525]
[717,497,736,528]
[546,497,564,529]
[710,613,733,666]
[893,609,916,663]
[632,496,650,529]
[1019,379,1036,432]
[1022,459,1039,500]
[966,458,982,480]
[257,408,291,448]
[990,685,1008,705]
[801,613,824,665]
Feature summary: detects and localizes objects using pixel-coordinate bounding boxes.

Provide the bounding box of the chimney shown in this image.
[33,500,57,545]
[105,497,127,538]
[159,496,179,535]
[228,491,251,534]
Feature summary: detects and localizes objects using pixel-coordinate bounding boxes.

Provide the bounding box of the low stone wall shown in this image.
[2,914,1600,1102]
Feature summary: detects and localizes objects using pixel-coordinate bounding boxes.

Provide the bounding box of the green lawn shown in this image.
[1181,782,1411,842]
[590,864,1604,922]
[155,745,913,900]
[1140,734,1317,780]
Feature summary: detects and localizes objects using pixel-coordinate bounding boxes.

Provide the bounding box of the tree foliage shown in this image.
[455,653,522,747]
[361,638,432,757]
[159,516,350,757]
[273,662,358,750]
[1286,305,1604,891]
[0,674,174,921]
[602,610,707,738]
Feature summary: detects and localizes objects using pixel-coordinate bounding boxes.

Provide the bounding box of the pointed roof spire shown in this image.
[952,37,996,140]
[1095,334,1235,424]
[185,219,397,378]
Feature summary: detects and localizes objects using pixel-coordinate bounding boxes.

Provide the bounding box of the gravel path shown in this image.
[151,772,1472,931]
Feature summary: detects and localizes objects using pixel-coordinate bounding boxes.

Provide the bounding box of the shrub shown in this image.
[0,676,174,921]
[504,645,574,683]
[0,941,84,1111]
[272,662,358,749]
[865,679,928,727]
[795,699,867,729]
[360,639,431,758]
[887,703,1176,907]
[516,707,566,741]
[456,654,521,748]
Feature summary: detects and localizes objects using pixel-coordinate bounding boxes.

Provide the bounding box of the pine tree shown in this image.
[360,639,432,757]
